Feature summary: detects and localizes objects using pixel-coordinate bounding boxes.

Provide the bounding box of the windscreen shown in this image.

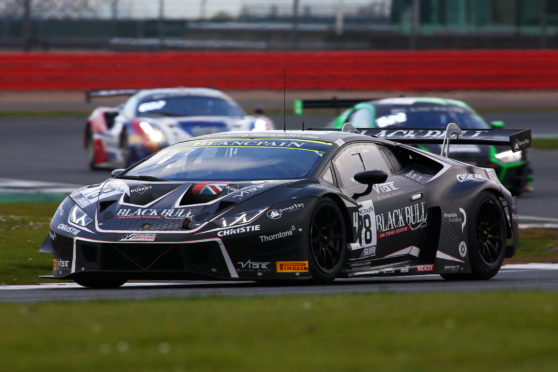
[122,138,332,181]
[136,95,245,117]
[374,104,489,129]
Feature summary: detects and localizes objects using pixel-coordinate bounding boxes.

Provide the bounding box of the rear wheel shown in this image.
[308,198,346,284]
[442,192,506,281]
[74,276,127,289]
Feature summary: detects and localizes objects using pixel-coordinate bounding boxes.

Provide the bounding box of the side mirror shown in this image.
[352,170,389,199]
[111,168,125,177]
[355,170,388,185]
[254,107,264,115]
[491,121,505,128]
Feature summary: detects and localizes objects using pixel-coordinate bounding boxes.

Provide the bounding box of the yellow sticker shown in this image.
[52,259,57,271]
[276,261,309,273]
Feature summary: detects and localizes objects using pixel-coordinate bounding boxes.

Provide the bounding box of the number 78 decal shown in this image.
[350,200,377,256]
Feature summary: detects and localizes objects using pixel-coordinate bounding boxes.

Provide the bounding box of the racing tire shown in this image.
[74,277,127,289]
[120,130,131,168]
[85,127,98,170]
[308,198,347,284]
[442,192,506,281]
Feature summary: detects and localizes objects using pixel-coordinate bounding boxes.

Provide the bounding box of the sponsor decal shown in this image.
[456,174,486,183]
[458,241,467,258]
[191,140,307,148]
[236,260,272,272]
[277,261,309,273]
[376,202,427,238]
[120,233,157,242]
[130,185,152,194]
[259,226,296,243]
[54,259,70,270]
[373,181,398,194]
[512,138,530,152]
[49,230,56,241]
[350,200,377,254]
[57,223,80,236]
[405,170,425,183]
[375,129,482,139]
[360,246,376,258]
[266,203,305,220]
[191,182,228,195]
[443,208,467,233]
[232,183,270,199]
[416,264,434,272]
[217,224,260,237]
[400,266,410,273]
[459,208,467,233]
[115,208,193,220]
[444,265,461,272]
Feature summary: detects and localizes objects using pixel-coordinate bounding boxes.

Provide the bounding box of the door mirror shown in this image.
[111,168,125,177]
[352,170,388,199]
[490,121,505,128]
[354,170,388,185]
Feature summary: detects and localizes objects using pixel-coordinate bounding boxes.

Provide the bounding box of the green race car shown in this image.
[295,97,533,195]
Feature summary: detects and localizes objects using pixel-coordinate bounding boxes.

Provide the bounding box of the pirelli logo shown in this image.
[276,261,308,273]
[52,259,57,271]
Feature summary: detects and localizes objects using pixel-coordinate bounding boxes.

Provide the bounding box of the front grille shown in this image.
[75,240,230,277]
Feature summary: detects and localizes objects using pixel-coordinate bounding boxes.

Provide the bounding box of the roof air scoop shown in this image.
[342,122,360,134]
[441,122,463,158]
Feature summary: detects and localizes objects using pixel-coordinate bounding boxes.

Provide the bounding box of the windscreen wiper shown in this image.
[118,175,167,182]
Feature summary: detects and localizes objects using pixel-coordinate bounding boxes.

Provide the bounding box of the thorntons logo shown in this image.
[259,226,296,242]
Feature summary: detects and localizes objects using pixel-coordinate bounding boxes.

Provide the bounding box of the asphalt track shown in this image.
[1,264,557,303]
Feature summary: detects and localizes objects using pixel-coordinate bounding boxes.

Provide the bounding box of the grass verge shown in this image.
[531,137,558,150]
[1,292,558,371]
[0,201,557,285]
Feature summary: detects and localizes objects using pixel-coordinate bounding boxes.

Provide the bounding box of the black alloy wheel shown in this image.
[308,198,346,284]
[442,191,506,281]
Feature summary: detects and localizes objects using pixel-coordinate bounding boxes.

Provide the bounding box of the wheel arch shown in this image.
[320,193,356,245]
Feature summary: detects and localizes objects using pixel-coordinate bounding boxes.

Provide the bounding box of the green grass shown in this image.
[531,137,558,150]
[1,292,558,371]
[0,201,59,285]
[0,201,557,285]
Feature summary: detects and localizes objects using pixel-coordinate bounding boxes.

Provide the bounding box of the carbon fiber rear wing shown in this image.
[85,89,139,103]
[359,124,531,154]
[293,97,378,115]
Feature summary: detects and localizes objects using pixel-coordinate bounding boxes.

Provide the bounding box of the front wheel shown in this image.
[308,198,347,284]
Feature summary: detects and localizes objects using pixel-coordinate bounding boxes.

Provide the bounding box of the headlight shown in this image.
[216,208,266,228]
[69,205,93,227]
[139,121,165,143]
[494,150,522,163]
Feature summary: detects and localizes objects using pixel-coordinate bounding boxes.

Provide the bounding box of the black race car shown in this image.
[40,125,531,288]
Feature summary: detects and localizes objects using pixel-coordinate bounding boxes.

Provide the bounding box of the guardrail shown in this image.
[2,50,558,90]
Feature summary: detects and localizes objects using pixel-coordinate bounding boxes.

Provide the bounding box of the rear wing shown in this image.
[85,89,139,103]
[358,123,531,155]
[293,97,378,115]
